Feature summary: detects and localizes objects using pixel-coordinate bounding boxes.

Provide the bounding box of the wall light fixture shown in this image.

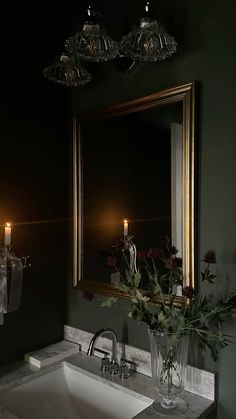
[43,1,177,87]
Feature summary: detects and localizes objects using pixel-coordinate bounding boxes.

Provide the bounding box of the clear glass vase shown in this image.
[148,329,189,415]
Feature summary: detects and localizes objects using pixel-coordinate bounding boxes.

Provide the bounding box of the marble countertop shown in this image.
[0,350,215,419]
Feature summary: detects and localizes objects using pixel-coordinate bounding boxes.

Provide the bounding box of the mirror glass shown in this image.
[73,83,195,301]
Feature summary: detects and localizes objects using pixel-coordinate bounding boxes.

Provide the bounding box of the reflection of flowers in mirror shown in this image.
[107,236,183,296]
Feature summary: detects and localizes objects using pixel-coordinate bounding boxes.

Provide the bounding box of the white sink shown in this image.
[0,364,152,419]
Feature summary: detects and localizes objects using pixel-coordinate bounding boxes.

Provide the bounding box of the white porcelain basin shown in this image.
[0,365,152,419]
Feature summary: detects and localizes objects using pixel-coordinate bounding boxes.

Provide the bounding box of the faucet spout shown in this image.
[87,327,118,363]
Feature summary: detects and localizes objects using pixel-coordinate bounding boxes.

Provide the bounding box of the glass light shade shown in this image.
[65,6,119,62]
[43,54,91,87]
[65,24,119,62]
[120,2,177,62]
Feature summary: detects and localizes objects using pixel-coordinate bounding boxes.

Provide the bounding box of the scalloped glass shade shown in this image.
[42,54,91,87]
[65,22,119,62]
[120,18,177,62]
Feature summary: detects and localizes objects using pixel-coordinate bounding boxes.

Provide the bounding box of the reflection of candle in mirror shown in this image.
[5,222,11,246]
[123,219,128,237]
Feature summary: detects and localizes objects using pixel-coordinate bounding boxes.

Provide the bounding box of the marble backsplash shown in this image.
[64,325,215,402]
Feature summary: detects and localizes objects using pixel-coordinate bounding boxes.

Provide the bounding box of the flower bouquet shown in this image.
[102,236,235,414]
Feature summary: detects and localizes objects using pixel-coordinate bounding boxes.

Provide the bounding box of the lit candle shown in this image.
[5,222,11,247]
[123,219,128,237]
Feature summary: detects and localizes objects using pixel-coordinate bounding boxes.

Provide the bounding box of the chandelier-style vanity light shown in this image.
[43,53,91,87]
[120,1,177,62]
[65,5,119,62]
[43,1,177,87]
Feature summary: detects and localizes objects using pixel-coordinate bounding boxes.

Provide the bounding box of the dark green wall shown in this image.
[0,3,70,363]
[0,100,69,363]
[67,1,236,418]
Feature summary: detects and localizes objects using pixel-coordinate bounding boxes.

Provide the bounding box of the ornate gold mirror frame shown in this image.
[72,82,196,302]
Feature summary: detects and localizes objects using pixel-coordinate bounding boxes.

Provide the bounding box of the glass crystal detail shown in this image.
[65,5,119,62]
[42,54,91,87]
[120,2,177,62]
[42,2,178,87]
[149,329,188,415]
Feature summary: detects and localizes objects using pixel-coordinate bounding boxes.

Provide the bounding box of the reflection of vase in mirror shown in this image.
[82,102,183,287]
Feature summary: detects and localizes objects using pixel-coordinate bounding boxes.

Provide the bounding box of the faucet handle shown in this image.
[110,359,119,375]
[101,354,111,372]
[119,360,130,379]
[120,358,139,373]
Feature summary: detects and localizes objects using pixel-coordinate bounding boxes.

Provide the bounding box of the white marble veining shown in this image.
[64,325,215,401]
[185,366,215,403]
[24,339,81,368]
[0,349,215,419]
[64,325,152,376]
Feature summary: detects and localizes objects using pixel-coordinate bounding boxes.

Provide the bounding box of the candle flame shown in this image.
[123,219,128,223]
[5,222,11,228]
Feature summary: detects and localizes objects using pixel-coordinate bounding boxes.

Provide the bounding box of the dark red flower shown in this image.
[152,248,161,259]
[145,249,152,259]
[165,256,182,269]
[137,250,146,261]
[172,257,183,268]
[83,291,95,302]
[170,246,179,255]
[146,248,161,259]
[183,286,195,300]
[107,256,117,267]
[202,249,216,264]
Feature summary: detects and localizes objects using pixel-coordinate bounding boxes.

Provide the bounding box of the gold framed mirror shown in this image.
[72,82,196,301]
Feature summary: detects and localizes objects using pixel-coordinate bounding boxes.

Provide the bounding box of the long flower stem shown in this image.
[113,264,125,282]
[168,269,173,295]
[152,258,156,274]
[185,304,231,327]
[183,327,221,338]
[122,251,130,269]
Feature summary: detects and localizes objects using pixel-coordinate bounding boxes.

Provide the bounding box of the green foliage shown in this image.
[100,297,118,308]
[102,247,235,362]
[184,295,232,361]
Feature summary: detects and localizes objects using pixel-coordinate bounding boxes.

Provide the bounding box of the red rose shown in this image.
[107,256,117,267]
[146,248,161,259]
[151,248,161,259]
[183,286,195,300]
[170,246,179,255]
[172,257,182,268]
[137,250,146,261]
[83,291,95,302]
[202,250,216,264]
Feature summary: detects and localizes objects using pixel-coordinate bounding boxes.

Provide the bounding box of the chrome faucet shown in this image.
[87,328,119,374]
